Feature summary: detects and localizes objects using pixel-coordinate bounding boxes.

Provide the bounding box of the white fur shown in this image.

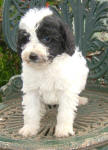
[19,7,52,33]
[19,8,89,137]
[20,51,89,137]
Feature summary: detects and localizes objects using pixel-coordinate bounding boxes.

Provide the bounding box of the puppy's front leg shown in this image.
[19,92,41,137]
[55,93,79,137]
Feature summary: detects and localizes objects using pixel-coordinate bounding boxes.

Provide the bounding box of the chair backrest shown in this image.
[2,0,108,91]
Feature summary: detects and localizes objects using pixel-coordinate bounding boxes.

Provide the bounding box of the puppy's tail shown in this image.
[75,46,83,56]
[74,47,87,66]
[75,46,80,52]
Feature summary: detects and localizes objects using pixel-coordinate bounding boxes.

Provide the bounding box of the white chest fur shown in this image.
[22,52,89,105]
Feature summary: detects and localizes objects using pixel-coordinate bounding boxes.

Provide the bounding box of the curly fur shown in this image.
[17,7,89,137]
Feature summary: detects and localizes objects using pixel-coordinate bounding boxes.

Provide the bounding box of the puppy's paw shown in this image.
[19,125,38,137]
[79,96,88,106]
[55,124,75,137]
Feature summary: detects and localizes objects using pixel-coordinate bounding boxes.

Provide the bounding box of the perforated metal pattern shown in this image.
[0,90,108,150]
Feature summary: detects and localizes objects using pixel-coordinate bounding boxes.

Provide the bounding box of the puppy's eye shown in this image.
[18,29,30,46]
[42,36,51,43]
[21,34,30,44]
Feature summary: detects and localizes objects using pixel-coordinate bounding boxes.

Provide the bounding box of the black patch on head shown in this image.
[17,29,30,56]
[36,15,75,59]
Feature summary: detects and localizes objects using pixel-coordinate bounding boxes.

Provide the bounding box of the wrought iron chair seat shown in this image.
[0,0,108,149]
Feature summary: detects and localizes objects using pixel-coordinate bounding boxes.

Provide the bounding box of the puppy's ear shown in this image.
[60,22,75,56]
[16,29,30,56]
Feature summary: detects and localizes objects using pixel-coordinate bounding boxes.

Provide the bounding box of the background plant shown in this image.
[0,42,21,87]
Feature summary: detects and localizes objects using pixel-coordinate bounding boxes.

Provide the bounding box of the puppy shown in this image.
[17,7,89,137]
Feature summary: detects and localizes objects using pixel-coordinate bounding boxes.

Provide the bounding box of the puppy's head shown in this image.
[17,7,75,65]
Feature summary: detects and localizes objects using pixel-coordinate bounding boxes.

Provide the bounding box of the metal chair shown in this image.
[0,0,108,149]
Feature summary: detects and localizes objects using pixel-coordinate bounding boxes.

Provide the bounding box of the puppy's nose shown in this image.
[29,53,38,61]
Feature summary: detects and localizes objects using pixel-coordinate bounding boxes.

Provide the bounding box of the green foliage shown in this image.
[0,0,3,7]
[0,40,21,87]
[0,0,3,17]
[46,0,62,7]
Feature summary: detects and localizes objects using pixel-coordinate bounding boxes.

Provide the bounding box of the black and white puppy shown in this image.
[17,7,89,137]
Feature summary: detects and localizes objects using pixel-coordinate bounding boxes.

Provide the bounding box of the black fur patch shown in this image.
[36,15,75,59]
[17,29,30,56]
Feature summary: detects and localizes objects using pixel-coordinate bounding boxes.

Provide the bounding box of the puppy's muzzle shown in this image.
[28,52,48,63]
[29,52,38,62]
